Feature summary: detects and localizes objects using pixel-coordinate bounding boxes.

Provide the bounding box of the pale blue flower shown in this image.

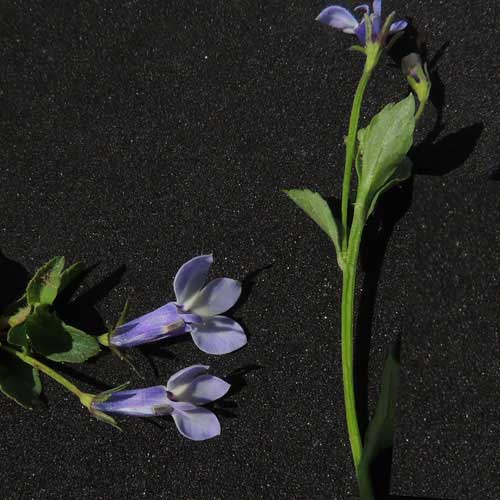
[110,255,247,355]
[92,365,230,441]
[316,1,407,45]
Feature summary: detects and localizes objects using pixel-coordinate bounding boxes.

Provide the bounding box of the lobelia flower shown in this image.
[104,255,247,355]
[90,365,230,440]
[316,0,407,45]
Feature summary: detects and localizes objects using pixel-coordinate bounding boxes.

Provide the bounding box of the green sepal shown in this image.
[107,299,144,379]
[284,189,344,270]
[115,299,130,328]
[85,382,130,431]
[0,349,42,408]
[358,345,400,498]
[93,382,130,403]
[26,256,65,306]
[89,407,123,431]
[110,345,145,380]
[26,307,101,363]
[7,322,29,349]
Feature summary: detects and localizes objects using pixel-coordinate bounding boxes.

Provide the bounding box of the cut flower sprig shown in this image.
[0,254,243,441]
[286,2,431,499]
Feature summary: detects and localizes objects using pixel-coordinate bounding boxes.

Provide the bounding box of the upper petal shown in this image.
[187,278,241,316]
[316,6,359,34]
[354,4,370,15]
[167,364,209,395]
[177,374,230,405]
[372,14,382,37]
[92,386,169,417]
[191,315,247,355]
[389,20,408,33]
[174,255,213,305]
[372,0,382,17]
[170,406,221,441]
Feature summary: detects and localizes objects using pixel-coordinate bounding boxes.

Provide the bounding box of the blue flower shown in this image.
[109,255,247,355]
[91,365,230,441]
[316,1,407,45]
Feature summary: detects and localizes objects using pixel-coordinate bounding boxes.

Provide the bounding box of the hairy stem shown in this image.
[341,200,374,499]
[341,65,373,252]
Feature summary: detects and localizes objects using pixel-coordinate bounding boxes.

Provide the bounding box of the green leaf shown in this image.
[0,350,42,408]
[358,345,401,497]
[366,157,413,217]
[59,261,86,294]
[7,322,29,349]
[26,256,65,306]
[357,94,415,215]
[26,308,100,363]
[284,189,344,269]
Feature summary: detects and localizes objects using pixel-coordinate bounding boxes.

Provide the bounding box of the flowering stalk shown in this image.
[287,3,422,499]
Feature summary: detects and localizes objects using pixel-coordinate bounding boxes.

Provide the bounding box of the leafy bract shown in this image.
[26,307,100,363]
[26,256,65,306]
[357,94,415,217]
[285,189,344,269]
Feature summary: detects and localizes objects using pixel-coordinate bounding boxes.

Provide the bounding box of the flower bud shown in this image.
[401,52,431,106]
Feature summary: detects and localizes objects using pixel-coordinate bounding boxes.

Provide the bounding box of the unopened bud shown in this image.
[401,53,431,105]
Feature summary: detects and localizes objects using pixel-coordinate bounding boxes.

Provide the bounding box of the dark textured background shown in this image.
[1,1,499,499]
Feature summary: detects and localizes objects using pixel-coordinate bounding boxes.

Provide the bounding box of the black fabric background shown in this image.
[1,1,499,499]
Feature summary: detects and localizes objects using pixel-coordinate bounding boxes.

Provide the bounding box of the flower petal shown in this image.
[171,405,221,441]
[316,6,359,34]
[389,20,408,33]
[92,386,169,417]
[372,14,382,37]
[354,4,370,14]
[355,20,367,44]
[191,315,247,355]
[167,365,209,394]
[177,374,230,405]
[187,278,241,316]
[111,302,188,348]
[372,0,382,17]
[174,254,213,305]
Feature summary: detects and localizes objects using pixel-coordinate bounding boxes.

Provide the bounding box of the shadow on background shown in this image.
[0,251,29,311]
[352,24,477,500]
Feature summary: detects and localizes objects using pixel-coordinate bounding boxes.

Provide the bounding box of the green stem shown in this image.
[341,65,373,253]
[1,345,83,399]
[414,96,428,122]
[341,200,374,499]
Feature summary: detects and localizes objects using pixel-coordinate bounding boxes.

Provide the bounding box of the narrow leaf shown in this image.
[358,345,400,497]
[0,350,42,408]
[285,189,344,269]
[26,256,65,306]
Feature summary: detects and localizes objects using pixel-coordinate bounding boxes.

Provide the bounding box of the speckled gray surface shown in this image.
[1,1,499,499]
